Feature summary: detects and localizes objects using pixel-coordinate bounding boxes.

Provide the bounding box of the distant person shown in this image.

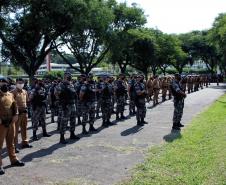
[170,74,186,130]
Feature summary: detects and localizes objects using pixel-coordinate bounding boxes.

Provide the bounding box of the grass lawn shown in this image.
[121,95,226,185]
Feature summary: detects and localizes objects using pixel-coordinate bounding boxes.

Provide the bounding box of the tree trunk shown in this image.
[119,64,127,74]
[29,73,35,86]
[152,66,157,76]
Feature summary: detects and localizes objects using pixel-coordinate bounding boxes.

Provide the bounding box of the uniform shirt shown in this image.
[128,79,135,96]
[11,88,28,112]
[96,81,103,99]
[161,79,168,88]
[146,79,153,89]
[80,82,96,102]
[29,86,47,106]
[0,92,18,122]
[114,80,127,96]
[134,82,146,104]
[171,80,184,101]
[152,79,160,89]
[100,82,113,99]
[55,81,77,104]
[171,80,183,93]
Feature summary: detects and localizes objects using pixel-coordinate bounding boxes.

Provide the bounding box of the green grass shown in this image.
[121,95,226,185]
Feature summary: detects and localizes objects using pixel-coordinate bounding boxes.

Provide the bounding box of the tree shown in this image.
[108,2,147,73]
[179,31,220,75]
[56,0,114,74]
[128,28,159,78]
[157,34,180,75]
[0,0,85,81]
[169,35,189,74]
[209,13,226,73]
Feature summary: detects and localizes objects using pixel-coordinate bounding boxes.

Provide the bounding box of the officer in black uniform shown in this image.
[80,73,97,134]
[134,75,148,126]
[29,80,51,141]
[100,75,113,127]
[75,74,86,125]
[170,74,186,130]
[114,74,127,120]
[55,72,80,144]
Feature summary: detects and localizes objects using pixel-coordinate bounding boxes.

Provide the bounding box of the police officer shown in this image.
[75,74,86,125]
[80,73,97,134]
[100,75,113,127]
[29,80,51,141]
[128,74,136,116]
[170,74,186,130]
[55,72,80,144]
[152,75,160,106]
[0,77,25,175]
[134,75,148,126]
[96,76,103,119]
[114,74,127,120]
[11,78,32,153]
[161,77,168,102]
[48,80,58,123]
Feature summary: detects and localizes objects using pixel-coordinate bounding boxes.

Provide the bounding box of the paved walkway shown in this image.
[1,84,225,185]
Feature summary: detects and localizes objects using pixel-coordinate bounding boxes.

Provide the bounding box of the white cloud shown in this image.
[117,0,226,33]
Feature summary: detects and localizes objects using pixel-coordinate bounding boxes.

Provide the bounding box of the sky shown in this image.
[117,0,226,34]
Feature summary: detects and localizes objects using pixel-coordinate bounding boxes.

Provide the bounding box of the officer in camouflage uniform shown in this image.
[80,74,97,134]
[75,74,86,125]
[170,74,186,130]
[134,75,147,126]
[114,74,127,120]
[55,72,80,144]
[128,74,136,116]
[48,80,58,123]
[29,80,51,141]
[96,76,103,119]
[100,75,113,127]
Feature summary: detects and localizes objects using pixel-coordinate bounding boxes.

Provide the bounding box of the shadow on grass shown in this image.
[163,130,182,143]
[216,100,226,104]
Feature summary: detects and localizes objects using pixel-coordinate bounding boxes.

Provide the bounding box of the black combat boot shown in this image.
[32,130,39,141]
[51,116,55,123]
[60,134,68,144]
[120,113,126,120]
[77,117,82,125]
[42,128,51,137]
[11,160,25,167]
[15,147,19,153]
[141,118,148,124]
[129,111,133,116]
[89,124,97,132]
[0,167,5,175]
[178,122,184,127]
[82,125,88,135]
[102,121,107,127]
[137,120,143,126]
[57,122,60,131]
[132,109,136,115]
[106,119,113,126]
[70,131,80,140]
[116,114,120,121]
[172,123,181,130]
[96,113,100,119]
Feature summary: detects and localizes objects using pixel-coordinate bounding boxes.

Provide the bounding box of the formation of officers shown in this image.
[0,72,213,175]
